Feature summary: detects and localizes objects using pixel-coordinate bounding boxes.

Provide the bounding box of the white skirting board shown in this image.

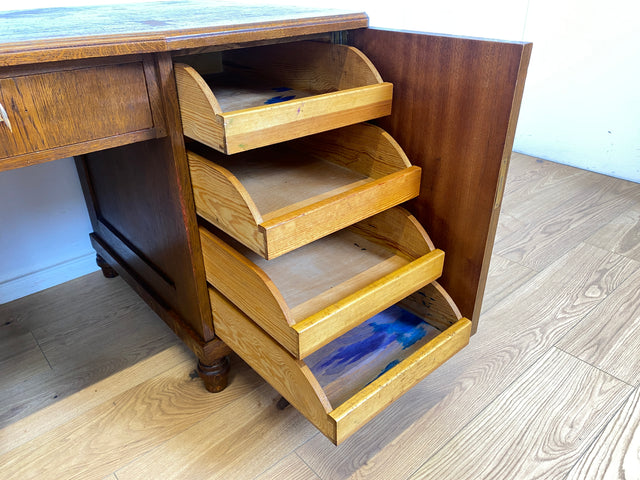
[0,253,99,304]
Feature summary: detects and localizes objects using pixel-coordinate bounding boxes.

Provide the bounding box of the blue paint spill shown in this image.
[311,306,428,376]
[272,87,293,92]
[378,359,401,377]
[264,95,296,104]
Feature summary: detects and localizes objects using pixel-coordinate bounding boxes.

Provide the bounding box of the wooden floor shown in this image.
[1,153,639,479]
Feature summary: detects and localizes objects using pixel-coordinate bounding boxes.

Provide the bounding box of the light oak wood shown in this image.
[200,207,445,358]
[210,288,470,445]
[255,453,321,480]
[175,41,392,154]
[0,352,262,480]
[409,348,633,479]
[189,123,421,259]
[566,387,640,480]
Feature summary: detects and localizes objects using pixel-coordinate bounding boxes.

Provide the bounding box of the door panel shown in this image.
[352,28,532,331]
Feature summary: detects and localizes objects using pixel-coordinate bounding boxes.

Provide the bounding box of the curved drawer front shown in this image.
[175,41,393,154]
[0,60,157,166]
[189,123,421,260]
[210,286,471,445]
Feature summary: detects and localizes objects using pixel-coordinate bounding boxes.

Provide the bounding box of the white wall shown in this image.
[1,0,638,302]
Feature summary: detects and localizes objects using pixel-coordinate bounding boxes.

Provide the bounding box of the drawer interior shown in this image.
[189,123,421,259]
[200,207,444,359]
[174,41,393,154]
[211,286,471,445]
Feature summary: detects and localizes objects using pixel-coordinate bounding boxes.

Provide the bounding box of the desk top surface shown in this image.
[0,1,367,67]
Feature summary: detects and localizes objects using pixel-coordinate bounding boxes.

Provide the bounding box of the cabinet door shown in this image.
[351,29,532,332]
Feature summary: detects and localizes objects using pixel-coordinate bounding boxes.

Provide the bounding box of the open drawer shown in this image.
[189,123,421,259]
[200,207,444,359]
[174,41,392,154]
[210,284,471,445]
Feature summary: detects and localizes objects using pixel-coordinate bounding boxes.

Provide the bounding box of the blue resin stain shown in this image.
[272,87,293,92]
[264,95,296,104]
[312,306,428,376]
[377,359,401,377]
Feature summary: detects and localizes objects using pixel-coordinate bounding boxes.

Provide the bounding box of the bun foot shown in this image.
[96,254,118,278]
[197,356,230,392]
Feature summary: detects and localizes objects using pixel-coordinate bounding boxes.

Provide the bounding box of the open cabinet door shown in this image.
[351,28,532,332]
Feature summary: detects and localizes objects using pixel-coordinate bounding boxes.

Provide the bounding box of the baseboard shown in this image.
[0,253,99,304]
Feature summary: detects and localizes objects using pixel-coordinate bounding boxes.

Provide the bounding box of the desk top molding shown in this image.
[0,1,367,67]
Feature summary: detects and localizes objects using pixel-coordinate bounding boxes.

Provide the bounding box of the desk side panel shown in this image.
[352,29,531,331]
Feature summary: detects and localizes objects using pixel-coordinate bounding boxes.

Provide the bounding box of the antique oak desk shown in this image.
[0,1,531,444]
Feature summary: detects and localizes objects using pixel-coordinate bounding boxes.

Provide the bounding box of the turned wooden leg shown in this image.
[96,254,118,278]
[197,356,230,393]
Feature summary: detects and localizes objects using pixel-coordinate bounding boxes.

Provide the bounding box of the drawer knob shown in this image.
[0,102,12,133]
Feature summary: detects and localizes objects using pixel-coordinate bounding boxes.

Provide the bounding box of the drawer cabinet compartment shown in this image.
[0,61,155,161]
[210,286,471,445]
[174,41,392,154]
[200,207,444,359]
[189,123,421,259]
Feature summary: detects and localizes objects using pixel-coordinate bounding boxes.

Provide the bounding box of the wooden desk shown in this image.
[1,1,530,443]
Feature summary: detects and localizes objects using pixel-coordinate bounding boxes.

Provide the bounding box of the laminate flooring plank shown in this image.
[0,344,191,456]
[586,210,640,262]
[500,154,593,214]
[295,243,638,479]
[0,272,179,427]
[494,172,638,271]
[254,453,320,480]
[0,356,261,480]
[557,266,640,386]
[408,348,633,480]
[116,384,319,480]
[566,386,640,480]
[480,253,537,313]
[0,319,50,387]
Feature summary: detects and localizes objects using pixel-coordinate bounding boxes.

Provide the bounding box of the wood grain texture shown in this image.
[176,42,392,154]
[3,155,640,478]
[189,123,419,259]
[201,208,444,359]
[0,272,178,429]
[409,348,633,479]
[586,209,640,262]
[0,345,190,456]
[479,253,537,313]
[255,453,321,480]
[296,241,638,478]
[495,157,640,271]
[115,383,318,480]
[0,353,261,480]
[567,386,640,480]
[557,264,640,386]
[0,2,368,67]
[0,57,161,171]
[352,29,532,332]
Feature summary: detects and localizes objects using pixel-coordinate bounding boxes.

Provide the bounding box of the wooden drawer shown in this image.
[210,285,471,445]
[189,123,421,259]
[0,59,160,167]
[200,207,445,359]
[174,41,392,154]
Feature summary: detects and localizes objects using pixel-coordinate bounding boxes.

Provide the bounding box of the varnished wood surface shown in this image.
[352,29,532,333]
[0,2,367,67]
[2,160,639,475]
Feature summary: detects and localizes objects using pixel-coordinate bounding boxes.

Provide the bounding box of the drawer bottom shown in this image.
[210,285,471,445]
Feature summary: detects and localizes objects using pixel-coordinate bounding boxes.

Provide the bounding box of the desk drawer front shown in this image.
[0,61,154,160]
